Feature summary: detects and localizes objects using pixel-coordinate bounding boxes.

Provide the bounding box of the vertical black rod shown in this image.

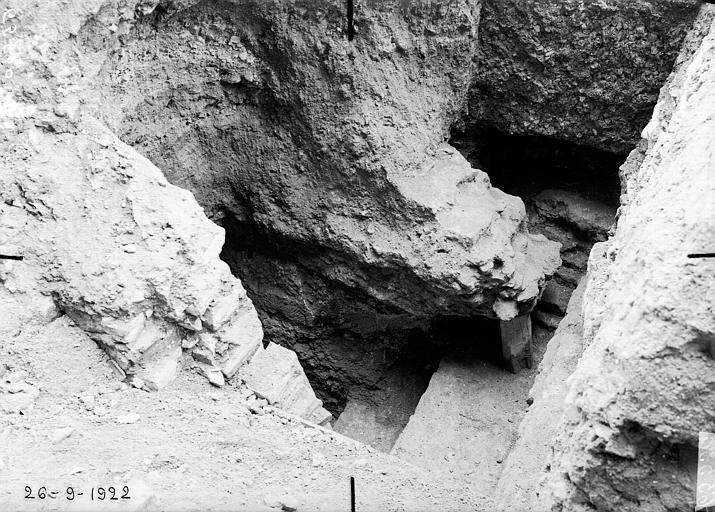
[347,0,355,41]
[350,476,355,512]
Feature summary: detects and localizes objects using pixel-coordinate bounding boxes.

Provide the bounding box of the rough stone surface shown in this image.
[68,0,571,414]
[533,190,615,243]
[468,0,702,153]
[0,0,327,424]
[547,8,715,511]
[2,1,712,510]
[0,311,491,511]
[93,0,560,324]
[0,110,255,389]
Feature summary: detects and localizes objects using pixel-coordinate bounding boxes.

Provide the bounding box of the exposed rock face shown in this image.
[70,0,563,410]
[528,189,616,332]
[1,0,329,424]
[545,8,715,511]
[468,0,702,153]
[450,127,621,340]
[4,1,711,509]
[0,114,253,390]
[94,0,560,323]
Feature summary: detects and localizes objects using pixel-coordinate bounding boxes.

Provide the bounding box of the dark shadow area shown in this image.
[330,315,504,451]
[427,315,503,363]
[450,125,624,206]
[219,208,508,418]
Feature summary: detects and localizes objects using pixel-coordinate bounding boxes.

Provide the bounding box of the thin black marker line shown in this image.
[347,0,355,41]
[0,255,23,260]
[687,253,715,259]
[350,476,355,512]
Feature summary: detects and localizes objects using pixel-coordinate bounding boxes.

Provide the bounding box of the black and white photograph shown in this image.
[1,0,713,510]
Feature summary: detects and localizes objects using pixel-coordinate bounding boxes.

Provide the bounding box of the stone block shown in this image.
[500,315,532,373]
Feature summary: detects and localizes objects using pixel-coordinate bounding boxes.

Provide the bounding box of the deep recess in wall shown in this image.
[450,125,624,206]
[450,124,624,333]
[219,208,507,421]
[218,125,626,427]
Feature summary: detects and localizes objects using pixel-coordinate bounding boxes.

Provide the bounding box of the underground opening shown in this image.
[219,206,536,414]
[216,124,625,422]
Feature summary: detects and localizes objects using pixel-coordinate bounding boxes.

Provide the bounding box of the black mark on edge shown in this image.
[688,253,715,259]
[0,255,23,260]
[347,0,355,41]
[350,476,355,512]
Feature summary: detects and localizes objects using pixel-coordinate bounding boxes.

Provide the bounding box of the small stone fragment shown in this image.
[198,364,225,387]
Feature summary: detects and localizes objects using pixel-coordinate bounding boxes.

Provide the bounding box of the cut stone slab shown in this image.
[500,315,533,373]
[532,310,562,332]
[240,343,332,426]
[391,357,536,497]
[217,308,263,347]
[539,280,572,316]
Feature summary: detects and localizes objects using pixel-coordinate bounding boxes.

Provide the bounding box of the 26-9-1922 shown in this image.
[24,485,131,501]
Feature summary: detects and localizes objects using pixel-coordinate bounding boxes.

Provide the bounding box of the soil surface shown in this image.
[0,307,491,511]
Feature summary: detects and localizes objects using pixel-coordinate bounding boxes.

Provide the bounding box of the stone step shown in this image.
[391,357,533,496]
